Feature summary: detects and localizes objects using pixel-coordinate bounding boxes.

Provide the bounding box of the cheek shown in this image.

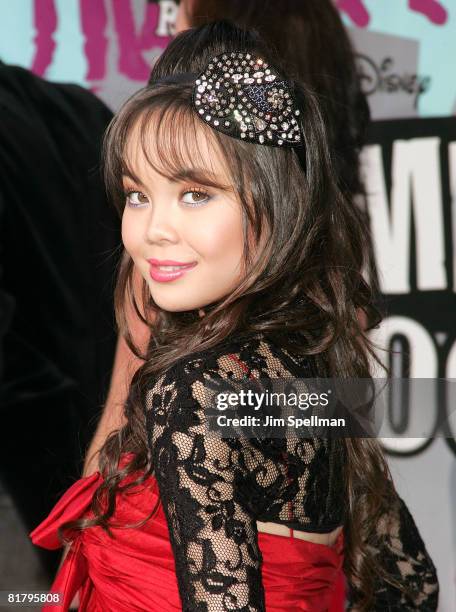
[193,205,244,262]
[121,210,141,260]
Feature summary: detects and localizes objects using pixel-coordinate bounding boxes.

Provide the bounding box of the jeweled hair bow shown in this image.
[192,51,303,148]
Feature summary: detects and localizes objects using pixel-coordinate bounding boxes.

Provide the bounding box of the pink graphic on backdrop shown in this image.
[112,0,169,81]
[408,0,448,24]
[31,0,57,76]
[336,0,370,27]
[80,0,108,80]
[337,0,448,27]
[28,0,448,85]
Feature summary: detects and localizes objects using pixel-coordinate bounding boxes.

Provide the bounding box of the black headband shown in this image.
[151,51,304,149]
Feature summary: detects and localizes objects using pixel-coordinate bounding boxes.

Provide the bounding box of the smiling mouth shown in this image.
[155,265,191,271]
[148,261,198,282]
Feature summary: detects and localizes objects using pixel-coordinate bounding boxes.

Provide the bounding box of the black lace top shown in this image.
[144,331,439,611]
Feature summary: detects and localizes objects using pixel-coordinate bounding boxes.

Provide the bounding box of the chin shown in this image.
[150,294,202,313]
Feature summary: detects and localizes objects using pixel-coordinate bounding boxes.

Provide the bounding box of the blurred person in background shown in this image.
[82,0,379,479]
[0,60,120,579]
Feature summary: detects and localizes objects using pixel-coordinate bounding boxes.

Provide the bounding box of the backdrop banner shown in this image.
[0,0,454,118]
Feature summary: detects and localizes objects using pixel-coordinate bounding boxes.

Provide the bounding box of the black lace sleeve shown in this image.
[346,493,439,611]
[145,362,267,612]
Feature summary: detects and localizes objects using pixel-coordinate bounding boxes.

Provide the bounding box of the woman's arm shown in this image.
[83,268,150,476]
[146,366,267,611]
[82,334,143,476]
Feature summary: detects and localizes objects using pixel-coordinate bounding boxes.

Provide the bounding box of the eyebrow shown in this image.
[121,167,232,192]
[121,169,147,189]
[170,167,231,191]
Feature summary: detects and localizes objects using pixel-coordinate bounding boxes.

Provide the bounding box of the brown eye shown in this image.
[181,190,211,207]
[126,191,149,207]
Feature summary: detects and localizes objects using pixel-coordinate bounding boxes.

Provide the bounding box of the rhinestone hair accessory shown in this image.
[192,51,303,147]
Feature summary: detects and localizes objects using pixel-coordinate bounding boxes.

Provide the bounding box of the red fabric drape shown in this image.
[30,452,345,611]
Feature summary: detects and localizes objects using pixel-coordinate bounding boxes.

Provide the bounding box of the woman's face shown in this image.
[121,117,247,313]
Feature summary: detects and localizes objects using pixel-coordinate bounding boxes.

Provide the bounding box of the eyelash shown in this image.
[124,190,148,208]
[182,188,212,207]
[123,187,212,209]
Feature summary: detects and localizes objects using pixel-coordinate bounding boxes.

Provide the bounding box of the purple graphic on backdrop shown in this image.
[336,0,370,27]
[32,0,57,76]
[113,0,163,80]
[409,0,448,24]
[31,0,168,84]
[80,0,108,81]
[1,1,453,115]
[337,0,448,27]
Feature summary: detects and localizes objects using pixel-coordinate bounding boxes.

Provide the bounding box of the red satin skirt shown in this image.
[30,452,346,611]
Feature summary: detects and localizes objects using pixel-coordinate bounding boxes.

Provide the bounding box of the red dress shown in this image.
[30,452,346,611]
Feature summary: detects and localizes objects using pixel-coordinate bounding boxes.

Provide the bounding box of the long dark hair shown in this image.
[59,22,414,610]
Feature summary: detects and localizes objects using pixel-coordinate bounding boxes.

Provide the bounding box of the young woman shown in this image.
[82,0,377,481]
[30,22,439,611]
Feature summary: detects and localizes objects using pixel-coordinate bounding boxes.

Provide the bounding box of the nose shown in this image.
[144,202,179,245]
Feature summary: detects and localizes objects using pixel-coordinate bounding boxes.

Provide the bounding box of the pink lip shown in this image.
[147,259,197,283]
[148,259,196,266]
